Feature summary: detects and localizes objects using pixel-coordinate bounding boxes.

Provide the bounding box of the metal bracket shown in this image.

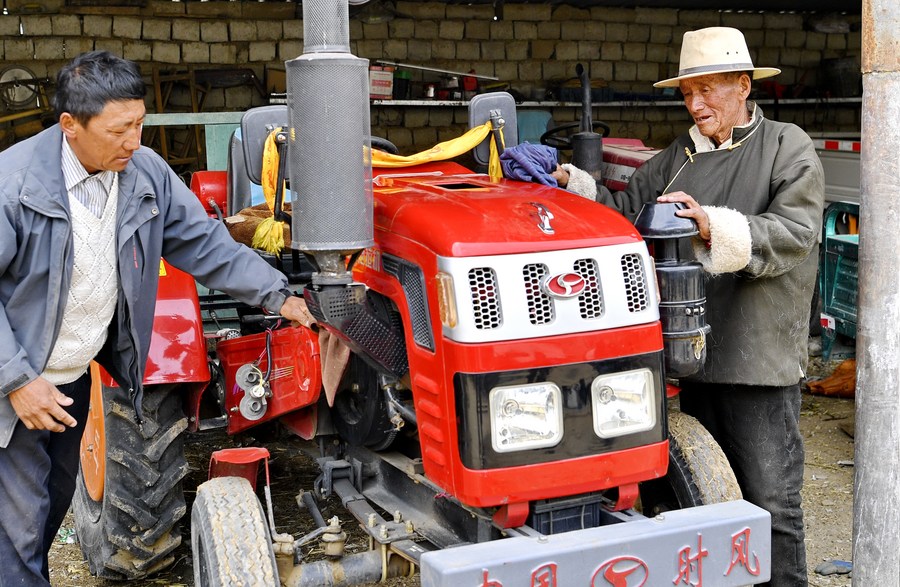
[314,458,353,499]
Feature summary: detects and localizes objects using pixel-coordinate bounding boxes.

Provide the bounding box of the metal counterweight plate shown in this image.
[420,500,771,587]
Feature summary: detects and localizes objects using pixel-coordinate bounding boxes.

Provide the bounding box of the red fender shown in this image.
[84,260,210,498]
[93,259,210,388]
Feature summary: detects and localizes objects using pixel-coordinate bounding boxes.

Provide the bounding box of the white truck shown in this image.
[811,136,861,205]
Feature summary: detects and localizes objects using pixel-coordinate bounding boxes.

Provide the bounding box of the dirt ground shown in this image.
[48,353,855,587]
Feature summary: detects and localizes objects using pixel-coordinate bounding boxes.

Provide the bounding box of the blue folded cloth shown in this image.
[500,142,559,187]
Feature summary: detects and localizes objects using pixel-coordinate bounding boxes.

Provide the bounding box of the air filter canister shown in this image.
[286,53,374,253]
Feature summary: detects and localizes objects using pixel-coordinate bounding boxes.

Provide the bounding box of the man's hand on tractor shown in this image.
[657,191,711,241]
[551,164,570,187]
[279,295,317,329]
[9,377,77,432]
[277,294,350,406]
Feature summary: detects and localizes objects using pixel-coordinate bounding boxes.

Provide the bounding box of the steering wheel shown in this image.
[540,120,611,150]
[370,136,399,155]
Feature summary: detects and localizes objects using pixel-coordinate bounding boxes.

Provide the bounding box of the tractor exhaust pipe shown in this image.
[286,0,373,286]
[285,0,407,376]
[281,549,412,587]
[570,63,605,181]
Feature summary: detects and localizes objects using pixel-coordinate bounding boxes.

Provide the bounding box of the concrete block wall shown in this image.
[0,0,861,154]
[370,2,862,149]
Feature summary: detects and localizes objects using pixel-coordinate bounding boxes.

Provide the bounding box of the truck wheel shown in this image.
[332,354,397,450]
[638,410,742,515]
[191,476,279,587]
[73,382,189,579]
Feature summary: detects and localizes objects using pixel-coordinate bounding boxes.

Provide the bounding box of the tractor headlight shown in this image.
[489,382,563,453]
[590,368,656,438]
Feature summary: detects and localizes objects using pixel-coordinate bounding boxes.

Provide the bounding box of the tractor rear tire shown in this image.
[191,476,279,587]
[638,410,742,515]
[73,383,189,579]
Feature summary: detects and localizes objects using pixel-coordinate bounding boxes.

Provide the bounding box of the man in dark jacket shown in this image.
[555,27,824,587]
[0,51,312,585]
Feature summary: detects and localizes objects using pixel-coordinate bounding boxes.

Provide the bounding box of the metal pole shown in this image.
[853,1,900,584]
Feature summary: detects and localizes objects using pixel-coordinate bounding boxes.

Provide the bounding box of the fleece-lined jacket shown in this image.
[583,107,825,385]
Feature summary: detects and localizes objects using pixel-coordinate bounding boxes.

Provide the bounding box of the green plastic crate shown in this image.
[819,201,859,359]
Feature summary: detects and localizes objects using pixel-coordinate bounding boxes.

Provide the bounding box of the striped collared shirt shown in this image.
[61,137,116,218]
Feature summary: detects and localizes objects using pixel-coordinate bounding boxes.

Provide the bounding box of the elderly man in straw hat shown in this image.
[557,27,824,586]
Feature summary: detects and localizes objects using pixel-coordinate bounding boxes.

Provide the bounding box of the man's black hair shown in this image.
[53,51,146,124]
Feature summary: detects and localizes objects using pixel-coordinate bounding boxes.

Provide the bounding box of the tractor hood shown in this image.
[372,163,643,258]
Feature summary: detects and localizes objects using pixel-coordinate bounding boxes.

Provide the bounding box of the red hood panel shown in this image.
[373,167,642,257]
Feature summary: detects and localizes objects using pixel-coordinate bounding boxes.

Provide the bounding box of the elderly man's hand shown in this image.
[279,295,317,329]
[9,377,77,432]
[551,164,570,187]
[657,192,711,241]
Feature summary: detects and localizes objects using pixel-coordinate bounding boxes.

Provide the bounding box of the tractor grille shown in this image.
[383,254,434,351]
[574,258,603,319]
[469,267,503,329]
[440,243,658,343]
[621,253,650,312]
[471,259,617,327]
[523,263,555,325]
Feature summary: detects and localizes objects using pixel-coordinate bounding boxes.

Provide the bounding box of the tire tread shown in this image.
[668,410,742,503]
[191,477,279,587]
[74,384,188,580]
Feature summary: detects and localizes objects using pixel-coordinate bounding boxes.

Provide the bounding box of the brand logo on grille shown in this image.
[540,272,586,298]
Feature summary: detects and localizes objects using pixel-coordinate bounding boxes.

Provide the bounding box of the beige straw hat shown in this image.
[654,27,781,88]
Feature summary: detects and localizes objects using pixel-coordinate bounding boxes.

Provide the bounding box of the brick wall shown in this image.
[0,0,861,154]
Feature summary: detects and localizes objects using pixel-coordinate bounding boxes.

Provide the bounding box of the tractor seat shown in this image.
[226,105,290,216]
[225,105,313,284]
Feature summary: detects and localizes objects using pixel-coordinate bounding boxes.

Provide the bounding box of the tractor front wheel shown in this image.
[73,380,189,579]
[191,476,280,587]
[638,410,742,515]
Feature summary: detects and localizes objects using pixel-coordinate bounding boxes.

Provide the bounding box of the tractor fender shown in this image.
[146,259,211,385]
[92,259,210,390]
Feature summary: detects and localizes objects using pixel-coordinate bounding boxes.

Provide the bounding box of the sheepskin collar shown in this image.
[689,101,762,152]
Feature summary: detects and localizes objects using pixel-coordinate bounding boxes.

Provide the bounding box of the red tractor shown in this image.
[73,2,771,585]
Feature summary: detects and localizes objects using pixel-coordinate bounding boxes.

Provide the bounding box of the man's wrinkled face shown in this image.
[60,99,145,173]
[679,73,751,146]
